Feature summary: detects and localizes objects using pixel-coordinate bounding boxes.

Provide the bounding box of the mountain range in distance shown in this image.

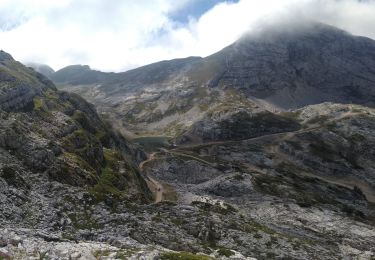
[32,22,375,138]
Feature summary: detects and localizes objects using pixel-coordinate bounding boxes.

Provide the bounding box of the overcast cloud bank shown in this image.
[0,0,374,72]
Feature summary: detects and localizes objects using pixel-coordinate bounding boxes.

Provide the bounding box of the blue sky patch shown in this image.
[169,0,239,24]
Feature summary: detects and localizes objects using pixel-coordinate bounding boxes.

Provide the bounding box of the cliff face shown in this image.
[202,23,375,109]
[0,50,151,224]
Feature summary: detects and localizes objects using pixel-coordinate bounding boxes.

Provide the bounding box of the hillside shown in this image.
[0,50,151,229]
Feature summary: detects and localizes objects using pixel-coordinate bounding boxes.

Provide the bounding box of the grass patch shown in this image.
[241,220,276,235]
[192,201,237,215]
[216,247,235,257]
[308,142,336,163]
[68,210,101,230]
[160,252,213,260]
[305,115,329,125]
[89,149,128,202]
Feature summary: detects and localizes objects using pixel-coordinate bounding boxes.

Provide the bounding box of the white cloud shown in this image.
[0,0,375,72]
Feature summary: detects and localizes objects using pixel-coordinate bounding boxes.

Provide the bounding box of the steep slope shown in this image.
[0,50,151,229]
[200,22,375,109]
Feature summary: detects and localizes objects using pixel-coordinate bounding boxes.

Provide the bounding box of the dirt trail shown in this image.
[147,176,164,203]
[139,152,158,171]
[139,152,165,203]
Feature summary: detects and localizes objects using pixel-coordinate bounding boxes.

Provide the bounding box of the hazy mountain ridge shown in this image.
[26,62,55,78]
[50,64,114,85]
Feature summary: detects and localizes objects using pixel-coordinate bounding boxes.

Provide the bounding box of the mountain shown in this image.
[2,22,375,259]
[195,22,375,108]
[26,62,55,78]
[50,64,113,85]
[54,22,375,138]
[0,49,152,237]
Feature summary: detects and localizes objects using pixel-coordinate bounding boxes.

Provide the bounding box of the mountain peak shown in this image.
[236,21,351,46]
[27,62,55,78]
[0,50,14,62]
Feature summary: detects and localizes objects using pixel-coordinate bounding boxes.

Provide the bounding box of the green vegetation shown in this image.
[33,97,44,110]
[61,128,104,172]
[64,152,97,174]
[347,133,366,142]
[89,149,127,201]
[32,96,53,117]
[38,251,48,260]
[0,166,28,188]
[216,247,235,257]
[305,115,329,125]
[191,201,237,215]
[160,252,213,260]
[279,111,301,121]
[165,122,186,137]
[284,140,303,150]
[254,163,339,208]
[67,210,101,230]
[112,248,141,259]
[171,151,213,166]
[152,213,162,223]
[241,220,276,235]
[72,110,96,133]
[233,173,245,181]
[93,249,111,259]
[308,142,336,163]
[341,204,365,219]
[171,218,187,226]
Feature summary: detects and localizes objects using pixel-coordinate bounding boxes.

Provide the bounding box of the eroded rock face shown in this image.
[0,51,151,203]
[206,23,375,108]
[176,109,301,144]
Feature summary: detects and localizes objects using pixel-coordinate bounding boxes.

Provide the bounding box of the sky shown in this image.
[0,0,375,72]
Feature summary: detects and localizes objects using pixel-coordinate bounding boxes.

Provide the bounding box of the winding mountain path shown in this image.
[139,152,164,203]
